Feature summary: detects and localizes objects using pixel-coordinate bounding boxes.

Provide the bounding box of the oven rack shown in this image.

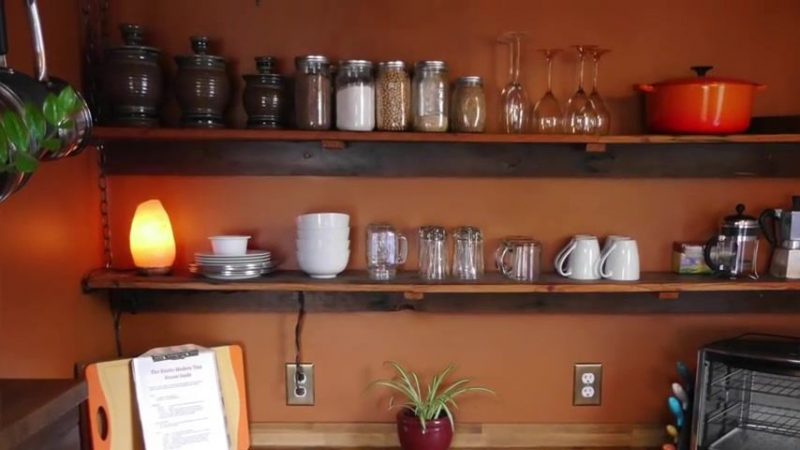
[708,402,800,438]
[710,369,800,399]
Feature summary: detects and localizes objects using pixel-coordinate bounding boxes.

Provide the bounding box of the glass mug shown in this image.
[418,226,448,280]
[496,237,542,281]
[452,226,484,280]
[366,223,408,280]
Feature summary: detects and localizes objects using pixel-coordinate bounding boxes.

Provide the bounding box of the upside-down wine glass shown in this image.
[563,45,598,135]
[531,48,563,133]
[499,32,528,133]
[589,48,611,135]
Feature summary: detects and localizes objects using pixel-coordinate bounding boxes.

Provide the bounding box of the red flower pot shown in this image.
[396,410,453,450]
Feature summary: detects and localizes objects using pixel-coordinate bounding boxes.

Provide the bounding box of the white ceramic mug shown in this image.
[554,235,601,280]
[599,237,640,281]
[602,235,630,253]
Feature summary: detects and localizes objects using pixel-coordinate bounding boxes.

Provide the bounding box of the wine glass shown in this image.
[531,49,563,133]
[563,45,598,135]
[499,32,528,133]
[589,48,611,135]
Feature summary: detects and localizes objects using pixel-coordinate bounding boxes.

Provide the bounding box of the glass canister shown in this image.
[418,226,448,280]
[412,61,449,132]
[376,61,411,131]
[452,226,484,280]
[174,36,230,128]
[451,76,486,133]
[336,60,375,131]
[294,55,332,130]
[243,56,285,129]
[103,24,163,127]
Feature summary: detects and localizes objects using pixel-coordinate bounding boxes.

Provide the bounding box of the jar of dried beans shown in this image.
[294,55,332,130]
[412,61,449,132]
[376,61,411,131]
[451,76,486,133]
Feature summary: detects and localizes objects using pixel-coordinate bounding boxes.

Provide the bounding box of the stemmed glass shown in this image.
[589,48,611,135]
[531,49,563,133]
[499,32,528,133]
[563,45,598,135]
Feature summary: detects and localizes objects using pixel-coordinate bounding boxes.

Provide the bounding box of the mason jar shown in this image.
[412,61,448,132]
[376,61,411,131]
[294,55,331,130]
[451,76,486,133]
[335,60,375,131]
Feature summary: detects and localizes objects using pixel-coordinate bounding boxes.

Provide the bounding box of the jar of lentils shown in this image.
[294,55,331,130]
[335,60,375,131]
[412,61,449,132]
[451,76,486,133]
[376,61,411,131]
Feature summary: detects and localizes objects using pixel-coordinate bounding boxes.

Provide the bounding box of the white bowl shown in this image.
[209,235,250,256]
[296,213,350,229]
[296,239,350,253]
[297,227,350,241]
[297,249,350,279]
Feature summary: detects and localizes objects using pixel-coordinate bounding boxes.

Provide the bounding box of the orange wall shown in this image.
[96,0,800,426]
[0,0,113,377]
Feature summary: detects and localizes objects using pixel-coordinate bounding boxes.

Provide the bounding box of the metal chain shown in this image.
[97,144,113,268]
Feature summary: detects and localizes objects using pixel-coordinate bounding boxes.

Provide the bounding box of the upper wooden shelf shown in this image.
[90,127,800,178]
[84,269,800,295]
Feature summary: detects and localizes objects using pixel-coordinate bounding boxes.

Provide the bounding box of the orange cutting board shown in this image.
[85,345,250,450]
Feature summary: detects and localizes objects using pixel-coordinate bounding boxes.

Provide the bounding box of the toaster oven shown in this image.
[693,334,800,450]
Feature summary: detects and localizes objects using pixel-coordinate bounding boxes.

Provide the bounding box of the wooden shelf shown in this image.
[90,127,800,178]
[84,269,800,294]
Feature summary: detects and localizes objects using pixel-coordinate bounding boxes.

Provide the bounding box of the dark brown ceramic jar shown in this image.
[174,36,230,128]
[243,57,286,129]
[103,24,163,127]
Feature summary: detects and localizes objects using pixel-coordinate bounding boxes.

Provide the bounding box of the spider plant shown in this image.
[371,361,493,431]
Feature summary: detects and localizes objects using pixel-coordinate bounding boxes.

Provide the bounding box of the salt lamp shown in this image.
[129,199,176,274]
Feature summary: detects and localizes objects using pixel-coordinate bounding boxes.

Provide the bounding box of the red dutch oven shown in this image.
[636,66,766,134]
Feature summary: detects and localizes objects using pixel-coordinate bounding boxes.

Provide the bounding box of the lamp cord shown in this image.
[295,292,306,381]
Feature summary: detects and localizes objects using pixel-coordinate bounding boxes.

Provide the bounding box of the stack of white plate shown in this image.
[190,250,276,280]
[297,213,350,279]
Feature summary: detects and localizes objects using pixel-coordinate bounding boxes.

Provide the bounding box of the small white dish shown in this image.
[296,213,350,229]
[297,249,349,279]
[209,235,251,256]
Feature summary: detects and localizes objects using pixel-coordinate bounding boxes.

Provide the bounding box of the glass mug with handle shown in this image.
[554,234,601,280]
[366,223,408,280]
[496,237,542,282]
[599,237,640,281]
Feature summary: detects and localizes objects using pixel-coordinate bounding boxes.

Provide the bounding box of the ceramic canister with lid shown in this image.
[174,36,230,128]
[103,24,163,127]
[243,56,286,129]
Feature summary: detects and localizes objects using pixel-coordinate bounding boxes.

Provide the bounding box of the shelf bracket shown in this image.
[321,139,347,150]
[404,291,425,302]
[657,291,681,301]
[585,143,607,153]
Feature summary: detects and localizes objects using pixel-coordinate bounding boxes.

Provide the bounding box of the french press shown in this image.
[704,204,760,279]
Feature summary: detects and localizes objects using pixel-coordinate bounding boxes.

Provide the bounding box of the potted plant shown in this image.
[371,362,493,450]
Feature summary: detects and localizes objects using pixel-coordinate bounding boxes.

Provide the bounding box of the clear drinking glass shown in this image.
[563,45,598,135]
[499,32,528,133]
[531,49,563,134]
[588,48,611,135]
[418,226,448,280]
[366,223,408,280]
[452,226,484,280]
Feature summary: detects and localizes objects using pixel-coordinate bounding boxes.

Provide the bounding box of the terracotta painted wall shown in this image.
[0,0,113,377]
[92,0,800,426]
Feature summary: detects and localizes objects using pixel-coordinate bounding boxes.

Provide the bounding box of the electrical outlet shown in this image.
[573,363,602,406]
[286,363,315,406]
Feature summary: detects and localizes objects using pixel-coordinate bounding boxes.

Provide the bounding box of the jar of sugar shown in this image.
[335,60,375,131]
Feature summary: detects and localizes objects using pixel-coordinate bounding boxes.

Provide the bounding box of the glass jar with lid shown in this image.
[335,60,375,131]
[294,55,332,130]
[376,61,411,131]
[412,61,449,132]
[451,76,486,133]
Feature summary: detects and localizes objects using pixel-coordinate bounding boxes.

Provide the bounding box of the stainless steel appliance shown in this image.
[760,196,800,279]
[693,334,800,450]
[704,204,760,279]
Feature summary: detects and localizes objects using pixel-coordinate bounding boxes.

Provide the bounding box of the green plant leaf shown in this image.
[0,126,7,165]
[57,86,79,115]
[23,104,46,142]
[14,150,38,172]
[41,138,61,152]
[3,111,29,153]
[42,94,60,126]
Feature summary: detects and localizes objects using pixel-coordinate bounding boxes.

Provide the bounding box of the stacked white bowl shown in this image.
[296,213,350,279]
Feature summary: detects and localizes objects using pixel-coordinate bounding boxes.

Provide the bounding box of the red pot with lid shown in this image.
[636,66,766,134]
